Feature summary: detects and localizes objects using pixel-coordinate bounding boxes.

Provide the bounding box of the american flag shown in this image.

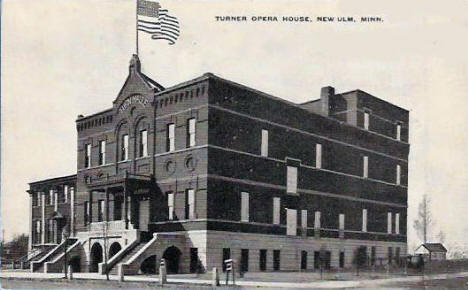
[137,0,180,45]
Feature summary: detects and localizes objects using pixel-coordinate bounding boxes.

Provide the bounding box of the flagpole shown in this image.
[136,0,139,55]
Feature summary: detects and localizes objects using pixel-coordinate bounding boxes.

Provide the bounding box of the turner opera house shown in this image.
[25,55,409,274]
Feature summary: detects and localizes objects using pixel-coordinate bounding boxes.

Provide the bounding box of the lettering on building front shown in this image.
[118,94,149,114]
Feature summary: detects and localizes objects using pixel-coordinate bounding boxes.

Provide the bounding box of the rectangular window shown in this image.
[259,249,267,271]
[84,201,90,225]
[241,192,249,222]
[273,197,280,224]
[49,190,54,205]
[287,166,298,194]
[395,213,400,235]
[114,197,123,220]
[188,189,195,219]
[48,219,54,243]
[301,210,308,229]
[396,165,401,185]
[222,248,231,272]
[261,129,268,157]
[63,186,68,203]
[396,123,401,140]
[339,214,345,230]
[241,249,249,272]
[98,140,106,165]
[121,134,129,161]
[388,247,393,264]
[314,211,321,229]
[315,143,322,169]
[85,144,91,168]
[314,251,320,269]
[395,247,401,265]
[387,212,393,234]
[301,251,308,270]
[167,123,175,152]
[363,156,368,178]
[139,130,148,157]
[339,252,345,268]
[286,208,297,236]
[362,209,368,232]
[364,111,370,130]
[371,246,376,266]
[168,192,174,220]
[37,193,42,207]
[273,250,281,271]
[187,118,196,147]
[98,199,105,222]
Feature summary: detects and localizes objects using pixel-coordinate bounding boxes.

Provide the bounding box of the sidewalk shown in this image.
[2,270,468,288]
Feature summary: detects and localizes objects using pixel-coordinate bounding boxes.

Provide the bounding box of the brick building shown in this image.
[26,55,409,274]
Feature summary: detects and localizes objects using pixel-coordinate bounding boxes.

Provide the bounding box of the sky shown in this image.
[2,0,468,252]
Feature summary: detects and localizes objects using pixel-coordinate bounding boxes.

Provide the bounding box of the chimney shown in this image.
[320,86,335,116]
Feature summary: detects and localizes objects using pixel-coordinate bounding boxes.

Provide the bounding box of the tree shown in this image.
[436,230,446,244]
[413,194,434,244]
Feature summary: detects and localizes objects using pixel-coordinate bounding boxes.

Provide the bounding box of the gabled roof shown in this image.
[420,243,447,253]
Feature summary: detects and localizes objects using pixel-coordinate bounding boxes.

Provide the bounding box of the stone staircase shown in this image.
[30,238,79,272]
[106,242,146,275]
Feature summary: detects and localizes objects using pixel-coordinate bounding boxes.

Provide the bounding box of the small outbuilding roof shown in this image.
[417,243,447,253]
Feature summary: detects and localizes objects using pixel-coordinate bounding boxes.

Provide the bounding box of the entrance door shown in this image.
[286,209,297,236]
[90,243,103,272]
[301,251,308,270]
[162,246,182,274]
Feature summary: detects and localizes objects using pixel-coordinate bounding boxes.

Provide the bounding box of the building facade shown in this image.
[26,55,409,274]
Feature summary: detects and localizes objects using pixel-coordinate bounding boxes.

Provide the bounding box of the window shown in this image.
[273,250,281,271]
[187,118,196,148]
[168,192,174,220]
[96,140,105,165]
[364,111,370,130]
[286,208,297,236]
[301,210,307,229]
[301,251,307,270]
[48,219,54,243]
[85,144,91,168]
[261,129,268,157]
[35,220,41,243]
[121,134,129,161]
[98,200,105,222]
[396,123,402,140]
[388,247,393,264]
[371,246,376,266]
[259,249,267,271]
[49,190,54,206]
[64,186,68,203]
[314,211,321,229]
[286,166,298,194]
[167,123,175,152]
[241,249,249,272]
[315,143,322,169]
[395,247,401,265]
[187,189,195,219]
[362,209,368,232]
[114,197,123,220]
[37,192,42,207]
[339,252,345,268]
[84,201,90,225]
[387,212,393,234]
[273,197,280,224]
[396,165,401,185]
[241,192,249,222]
[339,214,345,230]
[363,156,368,178]
[395,213,400,235]
[139,130,148,157]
